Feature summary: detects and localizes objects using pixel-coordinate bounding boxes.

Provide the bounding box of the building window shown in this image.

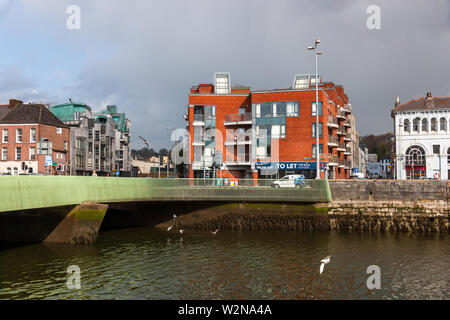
[30,128,36,142]
[413,118,420,132]
[433,145,440,154]
[14,167,18,175]
[2,129,7,143]
[15,147,21,160]
[312,144,324,158]
[64,141,68,151]
[29,147,36,160]
[430,118,437,132]
[440,118,446,131]
[312,123,323,138]
[1,147,7,161]
[312,102,323,116]
[271,125,286,139]
[56,127,62,134]
[421,118,428,132]
[16,129,22,142]
[286,102,299,117]
[403,119,410,132]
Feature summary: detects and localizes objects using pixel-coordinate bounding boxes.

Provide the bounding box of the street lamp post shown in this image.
[308,37,322,179]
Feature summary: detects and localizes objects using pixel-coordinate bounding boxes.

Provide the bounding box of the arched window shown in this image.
[403,119,410,132]
[406,145,426,179]
[421,118,428,132]
[440,118,447,131]
[413,118,420,132]
[431,118,437,132]
[406,145,426,166]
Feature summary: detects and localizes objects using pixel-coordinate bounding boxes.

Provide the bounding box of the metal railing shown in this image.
[327,115,338,126]
[225,113,252,123]
[328,135,338,144]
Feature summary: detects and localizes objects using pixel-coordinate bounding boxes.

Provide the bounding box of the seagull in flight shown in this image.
[167,226,172,231]
[319,256,332,274]
[210,229,219,236]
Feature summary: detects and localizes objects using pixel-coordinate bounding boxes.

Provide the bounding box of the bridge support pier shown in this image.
[44,202,108,244]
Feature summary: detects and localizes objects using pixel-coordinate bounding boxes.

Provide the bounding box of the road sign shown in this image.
[45,155,52,167]
[52,162,58,166]
[115,171,120,176]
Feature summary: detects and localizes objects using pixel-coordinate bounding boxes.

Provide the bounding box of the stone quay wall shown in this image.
[328,180,450,232]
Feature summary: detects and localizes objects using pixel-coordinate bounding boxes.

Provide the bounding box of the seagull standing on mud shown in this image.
[179,229,184,234]
[173,214,177,220]
[319,256,331,274]
[210,229,219,236]
[167,226,172,231]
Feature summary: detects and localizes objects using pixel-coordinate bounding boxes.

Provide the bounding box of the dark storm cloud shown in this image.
[5,0,450,149]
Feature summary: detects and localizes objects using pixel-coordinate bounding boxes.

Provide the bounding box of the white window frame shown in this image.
[16,128,22,143]
[30,128,36,142]
[2,129,8,143]
[1,147,7,161]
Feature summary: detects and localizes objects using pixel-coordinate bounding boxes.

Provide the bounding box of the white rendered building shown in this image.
[392,93,450,180]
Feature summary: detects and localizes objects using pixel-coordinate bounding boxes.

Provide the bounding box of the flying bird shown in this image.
[210,229,219,236]
[319,256,331,274]
[167,226,172,231]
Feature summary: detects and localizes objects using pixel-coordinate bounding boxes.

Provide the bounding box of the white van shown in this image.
[271,175,305,188]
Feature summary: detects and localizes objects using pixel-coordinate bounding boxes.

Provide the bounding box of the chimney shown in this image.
[425,92,434,109]
[395,96,400,107]
[9,99,23,110]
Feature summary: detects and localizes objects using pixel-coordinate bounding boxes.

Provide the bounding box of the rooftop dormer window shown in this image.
[214,73,230,94]
[293,75,309,89]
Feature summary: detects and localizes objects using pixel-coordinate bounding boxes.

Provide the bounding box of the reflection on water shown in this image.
[0,229,448,299]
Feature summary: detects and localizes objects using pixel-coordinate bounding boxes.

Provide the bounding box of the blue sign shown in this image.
[352,168,359,174]
[45,155,52,167]
[115,171,120,176]
[255,161,326,170]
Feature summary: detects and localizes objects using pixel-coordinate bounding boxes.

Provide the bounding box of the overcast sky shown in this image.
[0,0,449,149]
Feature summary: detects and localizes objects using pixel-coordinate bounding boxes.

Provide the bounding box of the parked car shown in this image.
[271,175,310,188]
[350,172,367,179]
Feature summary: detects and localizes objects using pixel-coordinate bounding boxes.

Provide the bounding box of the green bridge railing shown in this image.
[0,176,332,213]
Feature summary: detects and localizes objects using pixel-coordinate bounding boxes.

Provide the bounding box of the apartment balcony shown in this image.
[327,115,339,128]
[336,109,346,119]
[193,114,205,126]
[338,158,346,168]
[225,155,250,166]
[344,136,352,142]
[337,125,347,136]
[193,135,205,146]
[343,119,352,127]
[328,155,338,166]
[224,137,252,146]
[327,135,339,147]
[344,147,351,155]
[224,113,252,126]
[345,159,352,169]
[337,143,346,152]
[343,104,352,114]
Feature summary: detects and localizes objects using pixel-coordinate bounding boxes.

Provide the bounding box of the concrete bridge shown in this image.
[0,176,331,244]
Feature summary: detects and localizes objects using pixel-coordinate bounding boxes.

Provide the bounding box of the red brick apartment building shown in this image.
[0,100,70,175]
[186,73,355,180]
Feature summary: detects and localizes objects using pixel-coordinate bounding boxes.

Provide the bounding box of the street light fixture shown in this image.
[308,36,322,179]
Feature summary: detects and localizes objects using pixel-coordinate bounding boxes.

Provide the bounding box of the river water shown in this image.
[0,228,448,300]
